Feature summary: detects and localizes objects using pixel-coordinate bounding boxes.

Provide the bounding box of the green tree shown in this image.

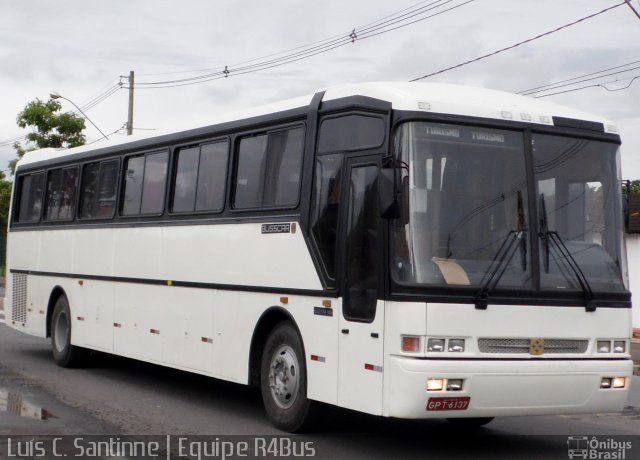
[0,98,86,270]
[10,97,86,173]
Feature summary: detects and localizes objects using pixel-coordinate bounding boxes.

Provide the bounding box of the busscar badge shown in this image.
[529,338,545,355]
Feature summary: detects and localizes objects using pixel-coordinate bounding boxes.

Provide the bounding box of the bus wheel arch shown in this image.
[249,307,300,388]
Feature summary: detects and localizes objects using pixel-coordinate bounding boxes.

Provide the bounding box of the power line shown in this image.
[133,0,474,89]
[410,1,627,81]
[137,0,447,78]
[518,59,640,95]
[532,74,640,98]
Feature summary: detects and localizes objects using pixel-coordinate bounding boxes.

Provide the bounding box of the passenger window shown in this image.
[16,172,45,223]
[196,142,229,211]
[173,147,199,213]
[234,126,304,209]
[235,135,268,209]
[318,115,385,153]
[79,159,119,219]
[122,151,168,216]
[172,140,229,213]
[45,166,78,221]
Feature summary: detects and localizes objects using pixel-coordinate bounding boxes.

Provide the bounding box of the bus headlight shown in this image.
[448,339,465,352]
[427,339,445,352]
[613,341,626,353]
[597,340,611,353]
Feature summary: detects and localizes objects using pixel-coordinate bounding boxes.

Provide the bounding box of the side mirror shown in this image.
[379,168,400,219]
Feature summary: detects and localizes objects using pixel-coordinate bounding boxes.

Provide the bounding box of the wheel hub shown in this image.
[268,345,299,409]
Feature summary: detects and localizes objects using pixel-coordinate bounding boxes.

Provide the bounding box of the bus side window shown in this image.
[79,159,119,219]
[15,172,45,223]
[122,151,168,216]
[44,166,78,221]
[318,115,385,153]
[233,126,304,209]
[195,141,228,212]
[172,140,229,214]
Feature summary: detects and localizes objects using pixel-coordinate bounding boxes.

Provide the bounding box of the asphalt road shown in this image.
[0,322,639,460]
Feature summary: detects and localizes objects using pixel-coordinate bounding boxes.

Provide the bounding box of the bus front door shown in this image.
[337,156,385,415]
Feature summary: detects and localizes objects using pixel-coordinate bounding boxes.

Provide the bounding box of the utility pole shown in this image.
[127,70,134,135]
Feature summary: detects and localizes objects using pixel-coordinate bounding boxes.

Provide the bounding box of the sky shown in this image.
[1,0,639,178]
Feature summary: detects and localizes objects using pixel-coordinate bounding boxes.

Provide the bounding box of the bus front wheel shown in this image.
[260,322,311,432]
[51,295,89,368]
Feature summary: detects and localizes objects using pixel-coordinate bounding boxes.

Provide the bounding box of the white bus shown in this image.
[5,82,633,431]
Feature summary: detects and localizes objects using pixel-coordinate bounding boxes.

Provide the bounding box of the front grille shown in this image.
[11,273,28,324]
[478,338,589,354]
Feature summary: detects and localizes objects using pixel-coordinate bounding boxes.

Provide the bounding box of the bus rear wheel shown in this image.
[260,322,311,432]
[51,295,89,368]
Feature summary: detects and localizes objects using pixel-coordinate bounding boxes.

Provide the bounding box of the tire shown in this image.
[446,417,494,428]
[260,322,311,432]
[51,295,89,368]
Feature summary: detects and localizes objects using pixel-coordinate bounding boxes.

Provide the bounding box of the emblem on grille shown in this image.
[530,338,545,355]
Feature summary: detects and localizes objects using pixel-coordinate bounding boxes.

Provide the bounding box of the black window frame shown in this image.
[120,149,169,218]
[77,157,121,221]
[169,137,230,216]
[230,123,306,212]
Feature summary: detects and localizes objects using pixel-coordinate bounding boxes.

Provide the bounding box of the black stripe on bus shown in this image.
[9,269,338,298]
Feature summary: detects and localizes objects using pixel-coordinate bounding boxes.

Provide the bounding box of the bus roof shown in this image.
[17,81,618,168]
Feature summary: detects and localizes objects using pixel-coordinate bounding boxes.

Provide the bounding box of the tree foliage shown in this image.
[0,97,87,252]
[623,180,640,195]
[10,97,86,174]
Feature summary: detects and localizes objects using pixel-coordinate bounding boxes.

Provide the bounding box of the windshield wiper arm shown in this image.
[475,230,526,310]
[547,231,596,312]
[537,193,596,312]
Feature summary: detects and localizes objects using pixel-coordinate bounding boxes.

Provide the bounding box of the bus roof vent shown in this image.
[552,116,605,133]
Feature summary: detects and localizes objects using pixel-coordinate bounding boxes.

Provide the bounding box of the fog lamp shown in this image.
[427,379,444,391]
[446,379,463,391]
[600,378,612,389]
[612,377,626,389]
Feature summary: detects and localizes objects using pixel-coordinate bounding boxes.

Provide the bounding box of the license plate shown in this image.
[426,396,470,411]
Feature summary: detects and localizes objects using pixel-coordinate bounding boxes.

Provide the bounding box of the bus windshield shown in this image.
[391,122,626,296]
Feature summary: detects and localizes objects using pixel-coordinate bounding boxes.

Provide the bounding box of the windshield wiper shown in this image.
[474,230,526,310]
[538,193,596,312]
[475,191,527,310]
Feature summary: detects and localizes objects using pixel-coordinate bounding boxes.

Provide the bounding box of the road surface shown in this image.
[0,321,638,459]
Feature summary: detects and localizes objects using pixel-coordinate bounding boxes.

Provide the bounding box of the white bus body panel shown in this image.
[5,223,340,400]
[383,302,632,418]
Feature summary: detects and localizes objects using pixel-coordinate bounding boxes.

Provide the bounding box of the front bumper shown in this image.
[386,356,633,418]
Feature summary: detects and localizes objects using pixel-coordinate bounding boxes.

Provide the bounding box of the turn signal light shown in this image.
[402,336,421,353]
